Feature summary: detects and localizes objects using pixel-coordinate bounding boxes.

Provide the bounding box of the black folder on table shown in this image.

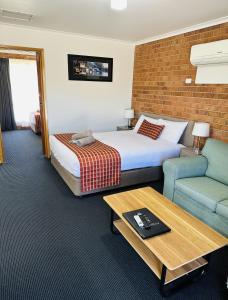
[123,208,171,239]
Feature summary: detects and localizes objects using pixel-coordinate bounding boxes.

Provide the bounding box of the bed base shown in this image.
[51,154,162,197]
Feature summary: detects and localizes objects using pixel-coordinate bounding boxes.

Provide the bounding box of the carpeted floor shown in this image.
[0,130,227,300]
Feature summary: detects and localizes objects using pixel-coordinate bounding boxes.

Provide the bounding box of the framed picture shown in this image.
[68,54,113,82]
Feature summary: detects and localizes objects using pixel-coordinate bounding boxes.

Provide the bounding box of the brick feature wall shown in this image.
[132,23,228,142]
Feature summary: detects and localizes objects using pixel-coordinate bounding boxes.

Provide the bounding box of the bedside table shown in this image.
[180,147,200,157]
[117,125,134,131]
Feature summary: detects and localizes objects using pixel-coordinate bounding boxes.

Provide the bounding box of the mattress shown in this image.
[29,111,41,134]
[50,130,182,177]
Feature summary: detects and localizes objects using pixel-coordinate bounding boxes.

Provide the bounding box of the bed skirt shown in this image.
[51,153,163,197]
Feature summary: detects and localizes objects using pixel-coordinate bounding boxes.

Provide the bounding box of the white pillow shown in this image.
[157,119,188,144]
[133,115,159,132]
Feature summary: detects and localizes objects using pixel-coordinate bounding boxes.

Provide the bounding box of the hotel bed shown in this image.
[50,113,194,196]
[30,111,41,134]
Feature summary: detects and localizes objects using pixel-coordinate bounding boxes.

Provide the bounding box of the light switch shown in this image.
[185,78,192,84]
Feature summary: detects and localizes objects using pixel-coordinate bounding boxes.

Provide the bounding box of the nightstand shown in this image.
[117,125,134,131]
[180,147,200,157]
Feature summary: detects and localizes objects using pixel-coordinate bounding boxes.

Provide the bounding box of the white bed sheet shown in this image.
[29,112,36,125]
[50,131,182,177]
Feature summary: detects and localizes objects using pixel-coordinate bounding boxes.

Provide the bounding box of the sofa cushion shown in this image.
[202,138,228,186]
[174,191,228,237]
[216,199,228,219]
[175,177,228,211]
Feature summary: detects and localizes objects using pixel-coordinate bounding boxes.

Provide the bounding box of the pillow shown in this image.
[157,119,188,144]
[137,120,165,140]
[133,115,159,132]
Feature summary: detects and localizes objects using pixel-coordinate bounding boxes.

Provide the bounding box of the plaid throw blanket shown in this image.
[54,133,121,192]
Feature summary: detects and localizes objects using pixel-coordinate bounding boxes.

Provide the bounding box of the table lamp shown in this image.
[192,122,210,154]
[124,108,134,128]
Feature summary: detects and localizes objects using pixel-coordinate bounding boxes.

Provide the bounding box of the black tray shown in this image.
[123,208,171,239]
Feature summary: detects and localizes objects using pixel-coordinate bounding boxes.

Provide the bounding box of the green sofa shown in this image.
[163,138,228,237]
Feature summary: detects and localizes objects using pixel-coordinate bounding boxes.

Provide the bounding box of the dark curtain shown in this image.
[0,58,17,131]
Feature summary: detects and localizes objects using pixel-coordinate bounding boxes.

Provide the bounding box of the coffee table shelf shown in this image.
[114,219,208,285]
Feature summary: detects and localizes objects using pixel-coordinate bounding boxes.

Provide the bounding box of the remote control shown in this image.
[134,215,144,228]
[140,214,153,229]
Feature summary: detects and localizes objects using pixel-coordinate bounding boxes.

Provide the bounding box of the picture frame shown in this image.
[68,54,113,82]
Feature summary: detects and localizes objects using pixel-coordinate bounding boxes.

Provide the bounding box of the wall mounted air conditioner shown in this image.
[190,39,228,84]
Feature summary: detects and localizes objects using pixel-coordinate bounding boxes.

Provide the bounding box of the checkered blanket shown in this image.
[54,133,121,192]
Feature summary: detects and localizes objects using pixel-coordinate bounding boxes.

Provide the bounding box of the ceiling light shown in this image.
[111,0,127,11]
[1,9,33,21]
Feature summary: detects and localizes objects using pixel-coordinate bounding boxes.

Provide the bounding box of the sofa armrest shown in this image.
[163,156,208,201]
[163,156,208,180]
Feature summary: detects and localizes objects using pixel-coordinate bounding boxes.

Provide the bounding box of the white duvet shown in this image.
[50,130,182,177]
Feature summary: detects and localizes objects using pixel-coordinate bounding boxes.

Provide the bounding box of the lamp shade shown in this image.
[192,122,210,137]
[124,108,134,119]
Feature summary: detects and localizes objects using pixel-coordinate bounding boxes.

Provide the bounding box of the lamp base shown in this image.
[193,136,202,154]
[193,147,200,155]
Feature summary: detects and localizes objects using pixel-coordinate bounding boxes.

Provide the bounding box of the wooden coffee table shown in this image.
[103,187,228,296]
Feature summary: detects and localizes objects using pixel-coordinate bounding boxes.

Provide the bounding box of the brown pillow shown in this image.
[137,120,164,140]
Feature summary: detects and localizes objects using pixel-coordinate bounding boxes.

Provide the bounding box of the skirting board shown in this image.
[51,154,163,197]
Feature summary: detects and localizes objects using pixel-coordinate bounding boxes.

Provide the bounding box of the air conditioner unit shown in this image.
[190,39,228,65]
[190,39,228,84]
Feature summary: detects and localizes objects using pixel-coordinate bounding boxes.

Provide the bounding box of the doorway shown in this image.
[10,58,40,130]
[0,45,50,158]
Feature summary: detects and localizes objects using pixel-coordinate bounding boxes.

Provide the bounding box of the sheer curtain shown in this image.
[9,59,40,127]
[0,58,17,131]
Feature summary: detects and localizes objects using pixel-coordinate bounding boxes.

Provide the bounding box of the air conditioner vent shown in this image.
[1,9,33,21]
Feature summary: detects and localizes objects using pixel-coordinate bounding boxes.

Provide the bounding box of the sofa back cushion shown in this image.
[202,138,228,185]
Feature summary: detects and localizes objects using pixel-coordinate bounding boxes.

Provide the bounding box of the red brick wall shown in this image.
[132,23,228,142]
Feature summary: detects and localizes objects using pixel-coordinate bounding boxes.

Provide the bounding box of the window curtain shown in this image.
[0,58,17,131]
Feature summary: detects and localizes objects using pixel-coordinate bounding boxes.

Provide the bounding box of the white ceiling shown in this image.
[0,0,227,42]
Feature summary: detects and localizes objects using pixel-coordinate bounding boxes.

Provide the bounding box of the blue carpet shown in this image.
[0,130,227,300]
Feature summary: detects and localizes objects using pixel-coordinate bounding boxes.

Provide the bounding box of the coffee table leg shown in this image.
[159,255,211,296]
[160,265,167,296]
[203,253,211,274]
[110,209,120,235]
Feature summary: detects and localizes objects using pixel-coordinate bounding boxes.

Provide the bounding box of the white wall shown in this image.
[0,23,134,133]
